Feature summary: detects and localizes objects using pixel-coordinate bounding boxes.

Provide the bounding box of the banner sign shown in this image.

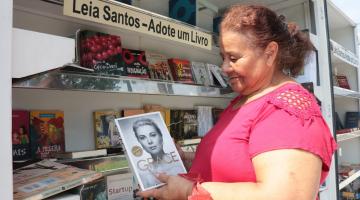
[330,40,359,67]
[64,0,212,50]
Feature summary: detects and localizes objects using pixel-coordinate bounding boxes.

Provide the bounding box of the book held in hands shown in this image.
[114,112,186,191]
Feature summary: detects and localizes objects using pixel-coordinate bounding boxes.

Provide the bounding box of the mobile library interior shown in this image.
[2,0,360,199]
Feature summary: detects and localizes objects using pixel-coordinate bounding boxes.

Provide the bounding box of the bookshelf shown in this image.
[328,0,360,196]
[2,0,336,199]
[337,130,360,142]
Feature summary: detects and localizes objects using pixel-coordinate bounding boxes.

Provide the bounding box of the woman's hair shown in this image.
[220,5,313,76]
[133,118,162,138]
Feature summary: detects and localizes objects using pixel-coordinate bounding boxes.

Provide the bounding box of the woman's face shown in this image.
[136,124,163,155]
[220,31,274,95]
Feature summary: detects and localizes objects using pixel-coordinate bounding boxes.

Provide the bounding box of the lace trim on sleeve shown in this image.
[266,85,322,124]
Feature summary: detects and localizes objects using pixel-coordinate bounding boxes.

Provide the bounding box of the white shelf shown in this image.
[333,86,360,99]
[337,130,360,142]
[339,169,360,190]
[330,40,359,68]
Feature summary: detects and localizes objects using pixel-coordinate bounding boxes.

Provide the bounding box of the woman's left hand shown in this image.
[137,173,194,200]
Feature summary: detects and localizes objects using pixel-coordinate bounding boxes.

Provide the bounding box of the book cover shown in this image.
[122,109,145,117]
[212,108,224,125]
[191,61,213,86]
[77,30,126,76]
[106,172,133,200]
[143,104,171,131]
[94,110,122,149]
[206,63,228,88]
[75,178,107,200]
[122,49,150,79]
[30,110,65,159]
[54,149,107,160]
[345,112,360,128]
[169,0,196,26]
[168,58,194,83]
[336,75,351,89]
[114,112,186,191]
[197,106,213,137]
[59,154,129,174]
[12,110,31,161]
[170,109,198,141]
[145,52,173,81]
[335,112,344,130]
[13,160,102,200]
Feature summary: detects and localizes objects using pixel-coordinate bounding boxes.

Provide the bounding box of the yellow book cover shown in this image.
[93,110,121,149]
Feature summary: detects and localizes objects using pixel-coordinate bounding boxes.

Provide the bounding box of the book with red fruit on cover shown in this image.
[76,30,126,76]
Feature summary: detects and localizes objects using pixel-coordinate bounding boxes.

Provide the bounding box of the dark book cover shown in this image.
[212,108,224,125]
[12,110,31,161]
[122,49,150,79]
[145,52,173,81]
[169,0,196,26]
[75,178,107,200]
[93,110,121,149]
[335,112,344,130]
[170,110,198,141]
[168,58,194,83]
[77,30,126,76]
[345,112,360,128]
[301,82,314,93]
[30,110,65,159]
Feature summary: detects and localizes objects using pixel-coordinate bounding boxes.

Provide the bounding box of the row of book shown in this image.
[12,105,223,160]
[72,30,228,88]
[335,112,360,134]
[93,105,223,150]
[13,155,134,200]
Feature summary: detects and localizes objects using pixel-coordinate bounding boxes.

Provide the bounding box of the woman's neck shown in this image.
[233,72,295,109]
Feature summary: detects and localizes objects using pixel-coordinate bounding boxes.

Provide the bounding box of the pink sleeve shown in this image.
[249,104,337,172]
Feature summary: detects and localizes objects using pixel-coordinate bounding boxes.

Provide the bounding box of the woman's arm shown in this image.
[139,149,322,200]
[202,149,322,200]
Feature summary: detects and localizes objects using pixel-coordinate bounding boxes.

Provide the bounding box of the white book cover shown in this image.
[114,112,186,191]
[206,63,228,88]
[191,61,213,86]
[107,172,133,200]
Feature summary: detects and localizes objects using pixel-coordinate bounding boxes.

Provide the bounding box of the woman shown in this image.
[133,118,185,188]
[139,5,337,200]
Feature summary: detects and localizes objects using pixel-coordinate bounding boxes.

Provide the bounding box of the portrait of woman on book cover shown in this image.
[115,112,186,191]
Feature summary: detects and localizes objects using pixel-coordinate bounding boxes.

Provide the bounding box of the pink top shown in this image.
[190,83,337,185]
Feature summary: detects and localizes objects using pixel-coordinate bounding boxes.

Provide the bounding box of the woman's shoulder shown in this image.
[263,82,322,121]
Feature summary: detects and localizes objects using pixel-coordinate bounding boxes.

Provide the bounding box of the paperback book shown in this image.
[94,110,122,149]
[76,30,126,76]
[12,110,31,161]
[168,58,194,83]
[170,109,198,141]
[206,63,228,88]
[191,61,213,86]
[59,154,129,175]
[122,49,150,79]
[54,149,107,159]
[145,52,173,81]
[13,160,102,200]
[30,110,65,159]
[114,112,186,191]
[106,172,134,200]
